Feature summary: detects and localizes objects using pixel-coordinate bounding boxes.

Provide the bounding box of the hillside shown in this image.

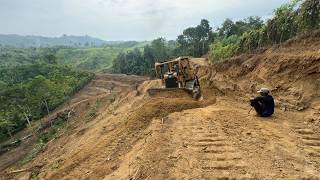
[0,34,152,49]
[0,63,94,141]
[54,41,150,72]
[55,47,123,72]
[0,34,108,48]
[1,33,319,179]
[204,31,320,111]
[0,41,149,72]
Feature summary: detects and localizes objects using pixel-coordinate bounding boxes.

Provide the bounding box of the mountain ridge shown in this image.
[0,34,111,48]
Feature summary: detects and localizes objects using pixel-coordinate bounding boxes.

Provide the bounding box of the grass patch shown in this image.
[18,114,67,166]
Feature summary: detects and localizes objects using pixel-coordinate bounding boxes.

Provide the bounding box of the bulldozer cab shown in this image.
[155,57,196,88]
[150,57,201,99]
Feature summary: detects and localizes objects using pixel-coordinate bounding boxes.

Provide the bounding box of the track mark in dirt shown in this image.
[193,123,250,178]
[291,123,320,160]
[167,107,253,179]
[163,99,320,179]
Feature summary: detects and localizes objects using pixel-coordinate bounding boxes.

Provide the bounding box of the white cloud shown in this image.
[0,0,289,40]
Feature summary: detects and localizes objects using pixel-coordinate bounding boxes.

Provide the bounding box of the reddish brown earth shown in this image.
[1,32,320,180]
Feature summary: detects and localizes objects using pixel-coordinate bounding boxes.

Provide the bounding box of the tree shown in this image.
[218,19,238,37]
[245,16,264,30]
[218,17,264,38]
[175,35,189,56]
[27,75,53,115]
[198,19,215,55]
[298,0,320,31]
[175,19,214,57]
[112,38,175,76]
[43,54,57,64]
[0,111,17,138]
[0,80,7,93]
[266,0,301,43]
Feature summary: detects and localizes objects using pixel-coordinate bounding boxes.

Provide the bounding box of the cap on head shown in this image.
[257,87,270,94]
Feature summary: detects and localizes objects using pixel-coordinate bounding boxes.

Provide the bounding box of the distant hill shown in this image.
[0,34,109,48]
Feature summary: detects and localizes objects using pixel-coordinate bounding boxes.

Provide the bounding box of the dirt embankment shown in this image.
[2,32,320,180]
[203,31,320,112]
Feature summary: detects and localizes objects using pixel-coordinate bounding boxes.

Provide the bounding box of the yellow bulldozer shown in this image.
[147,57,201,99]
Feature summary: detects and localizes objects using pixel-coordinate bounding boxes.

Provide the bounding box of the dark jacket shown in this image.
[250,95,275,117]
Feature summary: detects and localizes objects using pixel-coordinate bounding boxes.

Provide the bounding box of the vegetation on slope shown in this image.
[0,54,94,141]
[0,40,150,72]
[55,47,123,72]
[112,38,176,75]
[209,0,320,61]
[54,41,150,72]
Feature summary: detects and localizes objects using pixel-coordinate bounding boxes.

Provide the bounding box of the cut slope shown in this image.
[205,31,320,111]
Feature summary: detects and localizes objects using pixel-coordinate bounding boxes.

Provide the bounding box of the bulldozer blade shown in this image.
[147,88,193,98]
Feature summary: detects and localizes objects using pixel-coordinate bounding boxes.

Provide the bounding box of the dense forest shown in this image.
[0,50,93,141]
[112,0,320,76]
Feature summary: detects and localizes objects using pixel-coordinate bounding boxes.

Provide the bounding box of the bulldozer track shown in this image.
[291,123,320,161]
[166,108,253,179]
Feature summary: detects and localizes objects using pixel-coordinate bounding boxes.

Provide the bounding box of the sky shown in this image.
[0,0,289,41]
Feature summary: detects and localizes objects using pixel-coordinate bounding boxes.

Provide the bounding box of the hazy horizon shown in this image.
[1,0,289,41]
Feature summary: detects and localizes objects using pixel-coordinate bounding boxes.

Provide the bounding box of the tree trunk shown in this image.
[23,112,31,127]
[43,100,50,115]
[202,41,205,56]
[7,128,12,138]
[280,29,284,44]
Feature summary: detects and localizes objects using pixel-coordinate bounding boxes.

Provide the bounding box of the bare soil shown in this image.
[1,33,320,179]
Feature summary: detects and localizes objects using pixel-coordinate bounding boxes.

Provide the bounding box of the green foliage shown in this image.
[218,16,264,38]
[266,0,301,44]
[209,0,320,62]
[19,115,67,165]
[0,41,150,73]
[175,19,215,57]
[0,64,93,141]
[19,140,46,165]
[0,48,42,65]
[209,35,240,61]
[298,0,320,31]
[238,26,269,53]
[55,47,123,72]
[112,38,174,76]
